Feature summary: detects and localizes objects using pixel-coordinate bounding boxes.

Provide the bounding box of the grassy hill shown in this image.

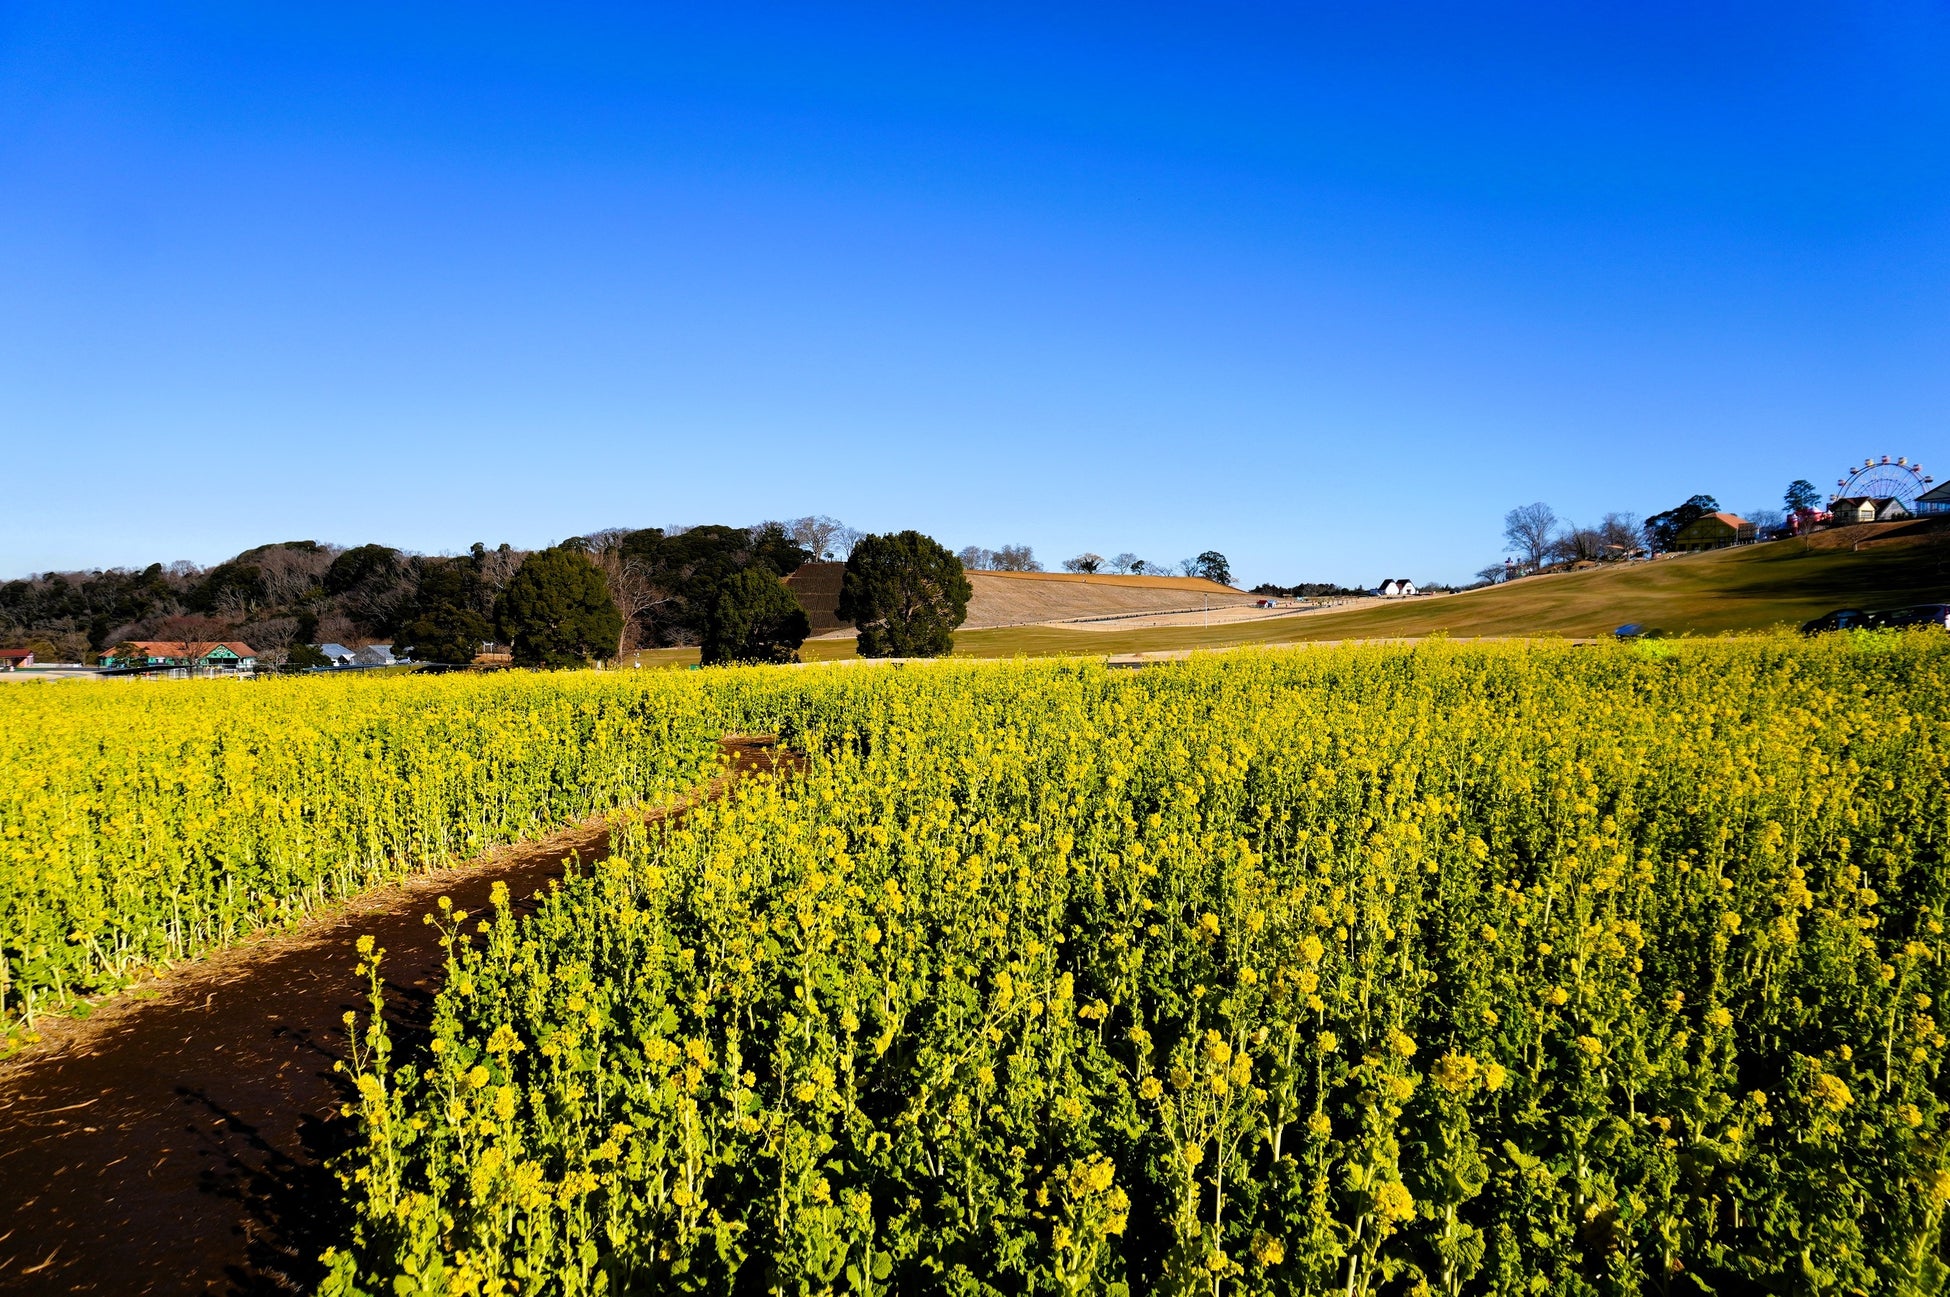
[1262,520,1950,644]
[625,521,1950,666]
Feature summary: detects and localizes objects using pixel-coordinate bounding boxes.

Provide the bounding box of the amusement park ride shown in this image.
[1833,455,1932,508]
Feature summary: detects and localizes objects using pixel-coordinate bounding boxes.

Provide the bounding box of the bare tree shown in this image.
[957,545,996,571]
[255,544,338,605]
[1063,552,1104,574]
[1597,512,1643,557]
[1503,503,1559,570]
[1110,552,1142,574]
[1549,524,1606,565]
[239,615,300,653]
[830,527,863,560]
[1474,564,1507,586]
[993,544,1040,572]
[588,535,666,656]
[788,516,852,561]
[474,543,526,597]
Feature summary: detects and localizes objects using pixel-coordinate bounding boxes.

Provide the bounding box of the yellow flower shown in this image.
[467,1065,491,1090]
[1138,1076,1163,1101]
[1373,1180,1415,1223]
[1482,1061,1507,1092]
[1430,1051,1479,1094]
[1811,1072,1852,1113]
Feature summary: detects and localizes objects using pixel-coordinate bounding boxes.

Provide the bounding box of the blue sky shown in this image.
[2,3,1946,586]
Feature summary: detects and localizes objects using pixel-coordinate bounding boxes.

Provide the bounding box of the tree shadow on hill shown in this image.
[1721,536,1950,606]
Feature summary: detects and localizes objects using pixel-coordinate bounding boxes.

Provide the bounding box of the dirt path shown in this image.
[0,736,795,1295]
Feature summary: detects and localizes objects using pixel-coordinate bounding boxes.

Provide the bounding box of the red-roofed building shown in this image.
[0,649,32,671]
[100,641,257,671]
[1672,512,1756,550]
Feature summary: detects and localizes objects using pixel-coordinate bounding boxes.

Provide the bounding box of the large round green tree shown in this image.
[837,531,971,658]
[496,544,623,668]
[700,565,810,665]
[400,557,492,664]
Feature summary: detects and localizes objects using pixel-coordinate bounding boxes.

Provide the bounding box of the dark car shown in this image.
[1800,609,1867,635]
[1867,604,1950,630]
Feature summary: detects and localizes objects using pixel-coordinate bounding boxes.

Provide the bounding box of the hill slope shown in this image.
[940,520,1950,657]
[785,564,1251,633]
[1269,521,1950,643]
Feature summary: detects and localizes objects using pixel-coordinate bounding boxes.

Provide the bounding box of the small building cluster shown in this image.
[317,643,399,668]
[98,641,258,673]
[1827,496,1912,526]
[1376,579,1418,598]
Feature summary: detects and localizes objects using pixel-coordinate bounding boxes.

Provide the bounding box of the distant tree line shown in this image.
[1250,581,1369,598]
[1479,478,1828,586]
[0,514,979,669]
[1050,550,1232,585]
[956,544,1041,572]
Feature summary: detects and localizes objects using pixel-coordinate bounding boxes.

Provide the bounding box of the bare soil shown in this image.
[0,736,795,1295]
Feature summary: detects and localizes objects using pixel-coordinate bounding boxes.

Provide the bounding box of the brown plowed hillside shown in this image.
[784,563,1255,633]
[961,570,1255,628]
[784,562,849,632]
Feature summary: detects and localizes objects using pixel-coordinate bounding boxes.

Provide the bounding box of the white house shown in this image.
[1377,579,1418,598]
[1828,496,1911,525]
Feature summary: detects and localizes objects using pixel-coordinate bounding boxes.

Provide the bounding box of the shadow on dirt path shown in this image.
[0,735,796,1295]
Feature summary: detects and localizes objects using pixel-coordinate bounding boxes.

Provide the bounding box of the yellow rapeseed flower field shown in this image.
[9,637,1950,1292]
[0,671,729,1029]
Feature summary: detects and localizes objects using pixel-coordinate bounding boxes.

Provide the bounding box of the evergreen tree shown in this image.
[837,531,971,658]
[701,565,810,665]
[400,557,492,664]
[616,523,811,646]
[1644,494,1721,551]
[1193,550,1232,585]
[497,544,622,668]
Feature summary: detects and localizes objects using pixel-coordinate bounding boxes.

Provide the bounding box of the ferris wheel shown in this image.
[1834,455,1932,506]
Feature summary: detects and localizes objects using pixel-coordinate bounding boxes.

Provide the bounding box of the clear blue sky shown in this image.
[3,3,1946,587]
